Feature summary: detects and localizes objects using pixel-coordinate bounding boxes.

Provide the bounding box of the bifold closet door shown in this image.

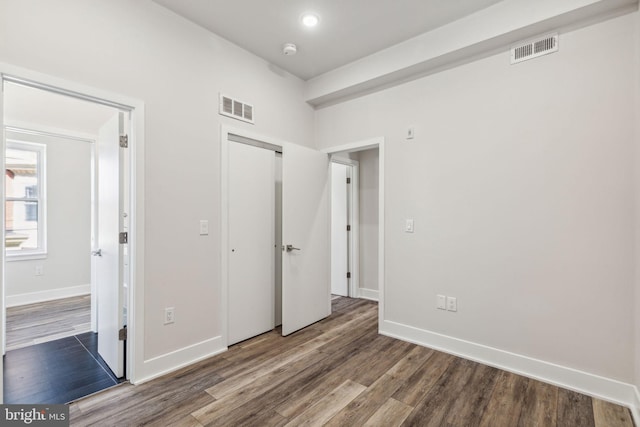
[228,142,275,345]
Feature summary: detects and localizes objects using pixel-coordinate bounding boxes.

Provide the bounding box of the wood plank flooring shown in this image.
[6,295,91,351]
[69,297,635,426]
[3,332,119,404]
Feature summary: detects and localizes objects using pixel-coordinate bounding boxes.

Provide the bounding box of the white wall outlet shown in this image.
[35,265,43,276]
[405,219,414,233]
[447,297,457,312]
[164,307,175,324]
[406,127,415,140]
[437,294,446,310]
[199,220,209,236]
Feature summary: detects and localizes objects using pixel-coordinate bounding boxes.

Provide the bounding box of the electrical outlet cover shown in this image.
[407,127,415,139]
[164,307,175,324]
[446,297,457,312]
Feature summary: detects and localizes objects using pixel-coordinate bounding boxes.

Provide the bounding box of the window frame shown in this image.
[5,140,47,261]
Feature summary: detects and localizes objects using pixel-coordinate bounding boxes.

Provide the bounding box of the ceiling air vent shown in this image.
[511,33,558,65]
[219,94,254,124]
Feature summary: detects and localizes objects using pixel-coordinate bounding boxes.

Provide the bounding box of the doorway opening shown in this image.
[325,138,384,325]
[2,77,133,403]
[330,148,380,304]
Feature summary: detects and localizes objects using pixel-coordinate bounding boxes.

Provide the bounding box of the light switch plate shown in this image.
[405,219,414,233]
[199,220,209,236]
[437,295,446,310]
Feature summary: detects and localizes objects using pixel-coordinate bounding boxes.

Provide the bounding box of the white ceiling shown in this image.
[4,83,117,137]
[152,0,505,80]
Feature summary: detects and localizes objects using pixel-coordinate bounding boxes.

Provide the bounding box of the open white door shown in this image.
[282,143,331,336]
[331,162,349,296]
[94,112,124,378]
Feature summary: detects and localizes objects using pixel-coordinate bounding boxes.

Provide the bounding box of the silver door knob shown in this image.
[92,249,102,257]
[285,244,301,252]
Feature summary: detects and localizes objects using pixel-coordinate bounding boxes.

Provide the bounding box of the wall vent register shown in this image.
[511,33,558,64]
[219,93,254,124]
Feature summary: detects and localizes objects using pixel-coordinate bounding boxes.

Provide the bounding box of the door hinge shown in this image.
[347,225,351,231]
[119,232,128,244]
[346,177,351,184]
[119,135,129,148]
[347,272,351,279]
[119,327,127,341]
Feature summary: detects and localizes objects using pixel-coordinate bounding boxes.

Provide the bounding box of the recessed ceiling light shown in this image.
[301,13,319,28]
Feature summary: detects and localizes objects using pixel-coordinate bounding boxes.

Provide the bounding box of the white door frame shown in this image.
[330,157,359,298]
[0,64,145,396]
[322,138,385,327]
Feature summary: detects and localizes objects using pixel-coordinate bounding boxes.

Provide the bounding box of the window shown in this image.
[5,141,46,258]
[24,185,38,221]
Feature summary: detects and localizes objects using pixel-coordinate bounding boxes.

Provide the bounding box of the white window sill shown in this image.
[6,252,48,262]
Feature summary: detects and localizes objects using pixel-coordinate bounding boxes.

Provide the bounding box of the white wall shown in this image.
[0,0,314,376]
[358,149,379,292]
[317,12,637,386]
[635,5,640,409]
[5,130,91,304]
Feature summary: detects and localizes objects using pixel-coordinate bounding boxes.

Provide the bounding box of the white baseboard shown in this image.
[134,336,226,385]
[358,287,379,301]
[631,386,640,426]
[6,284,91,307]
[381,319,638,412]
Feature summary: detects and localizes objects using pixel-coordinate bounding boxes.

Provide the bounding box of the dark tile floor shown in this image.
[3,332,122,404]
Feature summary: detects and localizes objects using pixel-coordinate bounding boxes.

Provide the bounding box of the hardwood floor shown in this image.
[4,332,120,404]
[6,295,91,351]
[69,297,634,426]
[4,295,120,404]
